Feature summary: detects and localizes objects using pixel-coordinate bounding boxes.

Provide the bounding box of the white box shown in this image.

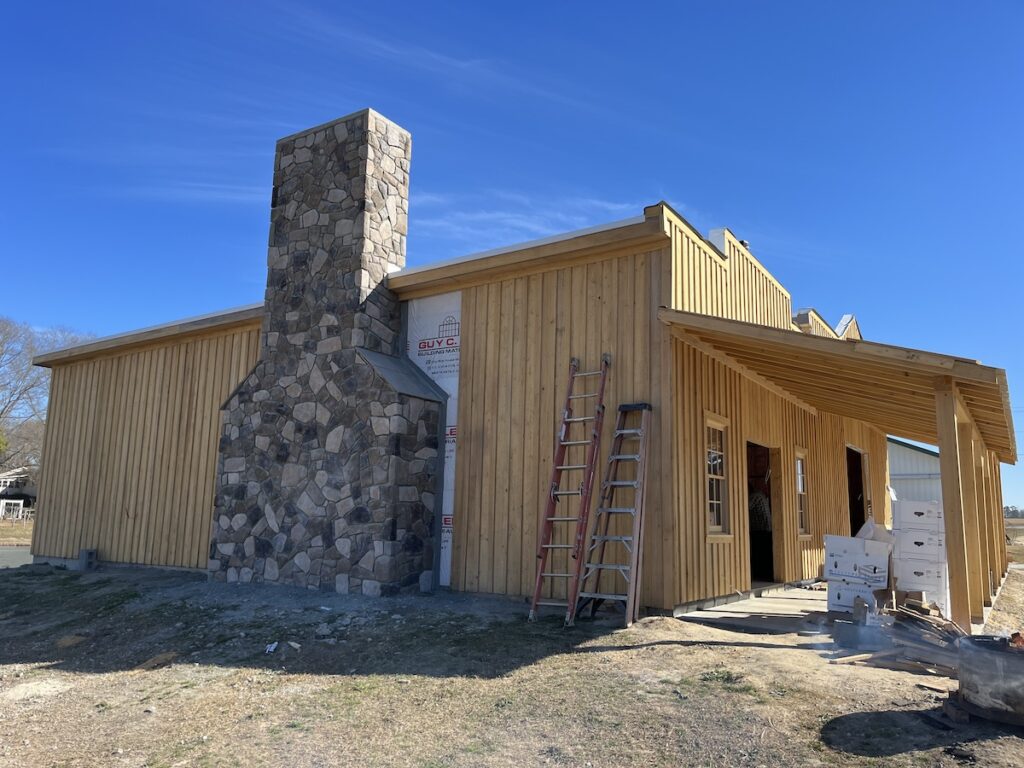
[892,500,943,532]
[824,535,891,587]
[895,528,947,562]
[894,560,947,591]
[827,581,880,613]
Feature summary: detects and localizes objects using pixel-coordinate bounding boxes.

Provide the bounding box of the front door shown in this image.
[846,447,866,535]
[747,442,774,583]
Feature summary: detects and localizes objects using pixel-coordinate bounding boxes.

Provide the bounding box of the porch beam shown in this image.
[976,448,994,603]
[956,419,985,621]
[934,377,972,630]
[993,455,1008,578]
[668,327,818,415]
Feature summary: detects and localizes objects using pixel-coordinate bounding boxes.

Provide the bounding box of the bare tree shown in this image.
[0,317,91,472]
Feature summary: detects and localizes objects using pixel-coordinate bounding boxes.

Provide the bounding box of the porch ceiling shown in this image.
[658,308,1016,464]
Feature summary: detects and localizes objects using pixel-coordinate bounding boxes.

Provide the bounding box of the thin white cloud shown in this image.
[411,190,647,256]
[275,4,595,111]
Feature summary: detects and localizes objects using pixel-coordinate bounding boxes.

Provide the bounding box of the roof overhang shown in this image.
[33,303,264,368]
[658,308,1016,464]
[388,206,671,299]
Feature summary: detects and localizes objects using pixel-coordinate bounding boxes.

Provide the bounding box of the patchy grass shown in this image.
[0,566,1022,767]
[0,519,33,546]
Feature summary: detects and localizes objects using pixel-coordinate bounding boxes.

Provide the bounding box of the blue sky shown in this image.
[3,2,1023,502]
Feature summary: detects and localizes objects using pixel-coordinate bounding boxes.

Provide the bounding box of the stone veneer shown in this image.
[209,109,442,595]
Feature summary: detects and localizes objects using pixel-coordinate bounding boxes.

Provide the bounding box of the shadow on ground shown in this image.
[0,564,844,682]
[0,563,648,679]
[821,707,1023,761]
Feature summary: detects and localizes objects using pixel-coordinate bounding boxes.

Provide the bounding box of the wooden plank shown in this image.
[956,420,985,621]
[492,279,514,594]
[934,378,972,630]
[519,273,541,596]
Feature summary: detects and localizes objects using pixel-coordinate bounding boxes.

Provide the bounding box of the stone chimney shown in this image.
[210,110,442,596]
[263,108,410,361]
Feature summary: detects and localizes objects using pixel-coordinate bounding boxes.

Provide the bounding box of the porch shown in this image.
[660,308,1016,630]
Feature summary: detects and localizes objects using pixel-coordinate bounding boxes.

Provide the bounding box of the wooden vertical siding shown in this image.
[671,223,793,330]
[447,207,895,610]
[665,209,890,605]
[450,247,679,607]
[669,338,888,603]
[32,324,260,569]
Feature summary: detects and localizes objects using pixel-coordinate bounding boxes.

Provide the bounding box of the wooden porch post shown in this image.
[993,456,1008,578]
[956,421,985,622]
[934,378,972,630]
[976,451,996,603]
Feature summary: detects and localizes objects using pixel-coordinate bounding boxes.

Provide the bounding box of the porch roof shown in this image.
[658,308,1016,464]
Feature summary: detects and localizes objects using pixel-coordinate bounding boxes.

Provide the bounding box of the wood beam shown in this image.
[658,308,1000,384]
[956,420,985,621]
[992,454,1008,578]
[934,377,972,630]
[669,327,818,415]
[977,449,997,601]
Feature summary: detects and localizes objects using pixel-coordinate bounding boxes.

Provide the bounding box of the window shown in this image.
[796,452,808,534]
[706,419,728,532]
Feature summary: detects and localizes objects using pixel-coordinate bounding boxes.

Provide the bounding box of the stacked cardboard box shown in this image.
[824,534,892,613]
[891,500,949,615]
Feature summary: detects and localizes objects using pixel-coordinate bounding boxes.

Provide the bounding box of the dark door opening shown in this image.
[846,447,866,535]
[746,442,774,584]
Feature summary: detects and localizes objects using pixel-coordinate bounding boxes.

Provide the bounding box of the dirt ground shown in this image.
[0,521,33,547]
[0,565,1022,768]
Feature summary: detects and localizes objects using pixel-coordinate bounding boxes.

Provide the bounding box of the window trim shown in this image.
[704,412,730,534]
[795,447,809,535]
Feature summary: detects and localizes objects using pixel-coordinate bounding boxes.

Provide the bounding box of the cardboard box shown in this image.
[892,500,943,532]
[827,581,880,613]
[894,559,947,591]
[894,528,947,562]
[824,535,891,587]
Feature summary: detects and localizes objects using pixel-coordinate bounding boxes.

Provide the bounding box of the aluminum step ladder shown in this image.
[528,354,611,622]
[573,402,652,627]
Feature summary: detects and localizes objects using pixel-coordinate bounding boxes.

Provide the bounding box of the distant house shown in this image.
[887,438,942,504]
[0,467,36,520]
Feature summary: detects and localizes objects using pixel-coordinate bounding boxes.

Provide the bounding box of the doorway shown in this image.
[746,442,775,584]
[846,447,866,535]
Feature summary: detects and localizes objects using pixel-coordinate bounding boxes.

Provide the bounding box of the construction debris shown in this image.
[831,599,966,677]
[879,600,966,675]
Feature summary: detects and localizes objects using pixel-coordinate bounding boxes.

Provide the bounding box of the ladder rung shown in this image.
[536,600,569,607]
[579,592,628,602]
[616,429,642,436]
[609,454,640,461]
[565,416,594,423]
[587,564,630,571]
[598,507,635,514]
[574,370,603,377]
[569,393,597,399]
[592,535,632,542]
[607,480,638,488]
[542,572,572,578]
[547,516,579,522]
[556,464,587,471]
[542,543,573,549]
[560,440,591,446]
[552,490,582,497]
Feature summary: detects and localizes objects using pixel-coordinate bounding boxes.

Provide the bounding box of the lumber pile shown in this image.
[880,601,966,675]
[830,599,966,677]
